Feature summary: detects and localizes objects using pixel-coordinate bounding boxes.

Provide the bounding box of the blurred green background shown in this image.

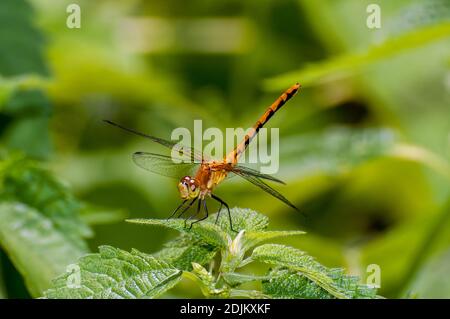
[0,0,449,298]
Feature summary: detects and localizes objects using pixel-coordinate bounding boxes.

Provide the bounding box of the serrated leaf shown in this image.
[263,268,333,299]
[44,246,182,299]
[0,202,88,297]
[253,244,378,299]
[126,218,229,248]
[270,268,342,299]
[263,268,378,299]
[154,234,218,271]
[191,262,214,285]
[242,230,306,251]
[206,207,269,235]
[252,244,348,298]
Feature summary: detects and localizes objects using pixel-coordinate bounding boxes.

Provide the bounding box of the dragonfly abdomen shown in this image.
[226,83,300,164]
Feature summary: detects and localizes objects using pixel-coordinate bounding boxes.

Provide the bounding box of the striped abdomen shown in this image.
[225,83,301,164]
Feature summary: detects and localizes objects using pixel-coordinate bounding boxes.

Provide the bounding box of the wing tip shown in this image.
[292,205,307,220]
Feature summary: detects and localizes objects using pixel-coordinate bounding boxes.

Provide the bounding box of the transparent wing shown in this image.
[233,171,299,211]
[104,120,206,162]
[132,152,199,179]
[231,165,286,184]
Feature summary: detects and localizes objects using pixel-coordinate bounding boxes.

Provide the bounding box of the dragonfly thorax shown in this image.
[178,176,199,199]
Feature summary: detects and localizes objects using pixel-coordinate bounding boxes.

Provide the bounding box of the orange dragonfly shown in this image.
[105,83,300,231]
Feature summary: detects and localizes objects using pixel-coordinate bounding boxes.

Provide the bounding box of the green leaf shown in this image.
[0,283,5,299]
[0,155,92,249]
[281,128,398,178]
[242,230,306,251]
[3,116,52,159]
[0,0,52,159]
[252,244,377,299]
[0,89,53,159]
[281,127,450,180]
[264,23,450,89]
[263,268,378,299]
[263,268,333,299]
[0,0,49,77]
[0,252,8,298]
[1,89,53,159]
[252,244,346,298]
[79,205,127,226]
[222,272,269,287]
[44,246,182,299]
[407,249,450,298]
[0,202,88,297]
[126,218,229,248]
[206,207,269,235]
[154,234,218,271]
[2,89,51,116]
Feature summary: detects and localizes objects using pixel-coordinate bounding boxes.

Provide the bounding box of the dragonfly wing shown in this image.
[105,120,205,162]
[231,165,286,184]
[132,152,199,179]
[233,171,299,211]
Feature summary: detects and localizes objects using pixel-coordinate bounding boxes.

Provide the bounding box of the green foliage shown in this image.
[208,208,270,234]
[1,90,52,159]
[0,202,87,297]
[1,0,448,300]
[43,246,182,299]
[243,230,306,252]
[252,244,377,299]
[78,205,128,226]
[0,154,92,248]
[127,218,228,248]
[44,208,378,299]
[281,127,450,180]
[406,249,450,298]
[0,0,52,160]
[264,23,450,89]
[262,268,377,299]
[283,128,397,167]
[0,154,118,296]
[0,0,49,77]
[153,235,218,271]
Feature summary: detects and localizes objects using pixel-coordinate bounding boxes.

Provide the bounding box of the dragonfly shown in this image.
[105,83,301,232]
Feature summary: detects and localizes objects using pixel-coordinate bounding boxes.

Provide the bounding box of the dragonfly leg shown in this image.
[186,199,202,229]
[211,194,236,233]
[167,200,188,220]
[177,198,197,219]
[189,199,209,229]
[215,202,223,225]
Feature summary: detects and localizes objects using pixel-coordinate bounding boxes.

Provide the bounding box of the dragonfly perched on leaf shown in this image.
[105,83,301,232]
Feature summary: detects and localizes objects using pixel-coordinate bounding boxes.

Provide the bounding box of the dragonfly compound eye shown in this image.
[178,176,199,199]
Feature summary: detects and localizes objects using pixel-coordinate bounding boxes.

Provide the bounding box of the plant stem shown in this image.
[181,271,212,297]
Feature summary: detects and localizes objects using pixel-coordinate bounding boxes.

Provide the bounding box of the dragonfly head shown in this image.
[178,176,199,199]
